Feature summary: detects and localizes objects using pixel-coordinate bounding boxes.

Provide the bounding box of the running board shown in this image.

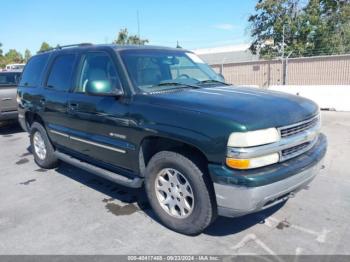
[55,151,143,188]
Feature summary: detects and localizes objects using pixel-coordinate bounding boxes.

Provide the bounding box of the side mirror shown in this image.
[85,80,123,97]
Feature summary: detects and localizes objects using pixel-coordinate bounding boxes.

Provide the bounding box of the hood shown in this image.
[142,85,319,131]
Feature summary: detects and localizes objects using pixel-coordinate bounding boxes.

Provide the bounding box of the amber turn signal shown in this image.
[226,158,250,169]
[226,153,279,170]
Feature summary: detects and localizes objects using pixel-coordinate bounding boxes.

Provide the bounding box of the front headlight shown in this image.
[227,128,280,147]
[226,128,280,169]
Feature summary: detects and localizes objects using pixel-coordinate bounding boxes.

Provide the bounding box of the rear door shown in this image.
[42,53,78,148]
[0,72,20,112]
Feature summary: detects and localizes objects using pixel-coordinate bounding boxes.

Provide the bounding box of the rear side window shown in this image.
[0,73,21,86]
[46,54,76,91]
[19,54,49,87]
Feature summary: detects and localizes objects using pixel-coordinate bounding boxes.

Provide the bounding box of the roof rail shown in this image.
[38,43,93,53]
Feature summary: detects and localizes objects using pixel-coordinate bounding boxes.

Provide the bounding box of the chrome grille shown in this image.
[227,114,321,165]
[282,142,310,157]
[278,115,320,161]
[280,115,319,138]
[280,138,317,161]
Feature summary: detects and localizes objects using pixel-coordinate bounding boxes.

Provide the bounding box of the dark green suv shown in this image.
[17,44,327,235]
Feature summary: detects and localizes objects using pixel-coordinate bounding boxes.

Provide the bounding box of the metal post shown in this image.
[282,25,285,60]
[282,25,286,85]
[285,51,293,85]
[267,61,271,88]
[221,58,226,75]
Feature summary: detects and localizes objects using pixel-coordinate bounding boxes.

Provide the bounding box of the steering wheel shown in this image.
[177,74,190,79]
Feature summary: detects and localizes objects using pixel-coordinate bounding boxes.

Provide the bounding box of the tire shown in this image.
[145,151,216,235]
[30,122,59,169]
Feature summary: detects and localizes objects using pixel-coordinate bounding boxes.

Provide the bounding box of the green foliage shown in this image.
[38,42,52,53]
[24,49,32,62]
[249,0,350,58]
[0,42,3,68]
[0,30,143,68]
[113,28,148,45]
[248,0,301,58]
[317,0,350,54]
[1,29,149,68]
[0,48,24,68]
[5,49,23,63]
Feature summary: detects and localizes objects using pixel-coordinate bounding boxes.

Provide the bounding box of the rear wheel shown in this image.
[145,151,216,235]
[30,122,59,169]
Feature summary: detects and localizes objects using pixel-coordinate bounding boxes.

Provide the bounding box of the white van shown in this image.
[5,63,25,71]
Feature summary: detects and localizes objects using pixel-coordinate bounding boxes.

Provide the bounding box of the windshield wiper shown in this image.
[154,81,200,89]
[197,79,229,85]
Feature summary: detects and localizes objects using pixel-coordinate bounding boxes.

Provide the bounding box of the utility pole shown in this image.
[282,24,285,59]
[282,24,286,85]
[285,51,293,85]
[221,57,226,75]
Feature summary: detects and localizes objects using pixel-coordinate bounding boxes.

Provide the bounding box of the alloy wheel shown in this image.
[33,131,47,160]
[155,168,194,219]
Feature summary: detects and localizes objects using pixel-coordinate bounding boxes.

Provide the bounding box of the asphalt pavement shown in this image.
[0,111,349,255]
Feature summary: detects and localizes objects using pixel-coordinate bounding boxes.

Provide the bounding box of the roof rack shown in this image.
[38,43,93,53]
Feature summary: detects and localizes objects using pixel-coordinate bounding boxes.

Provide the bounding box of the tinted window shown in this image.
[19,54,49,87]
[0,73,21,86]
[75,52,121,94]
[47,54,76,91]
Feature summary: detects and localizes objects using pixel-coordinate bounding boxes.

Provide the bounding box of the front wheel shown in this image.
[145,151,216,235]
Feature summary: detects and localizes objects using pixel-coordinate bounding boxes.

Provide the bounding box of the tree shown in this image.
[24,49,32,62]
[115,28,128,45]
[248,0,350,58]
[248,0,304,58]
[0,44,26,68]
[314,0,350,54]
[4,49,23,64]
[0,42,4,68]
[38,42,52,53]
[113,28,148,45]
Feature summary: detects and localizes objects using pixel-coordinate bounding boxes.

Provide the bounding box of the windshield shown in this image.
[119,49,224,92]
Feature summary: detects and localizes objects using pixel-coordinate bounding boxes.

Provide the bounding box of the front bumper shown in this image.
[209,133,327,217]
[18,112,28,132]
[0,110,18,121]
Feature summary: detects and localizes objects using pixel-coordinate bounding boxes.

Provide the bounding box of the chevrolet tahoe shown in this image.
[17,44,327,235]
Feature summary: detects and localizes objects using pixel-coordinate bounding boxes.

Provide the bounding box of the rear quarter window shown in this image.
[19,54,50,87]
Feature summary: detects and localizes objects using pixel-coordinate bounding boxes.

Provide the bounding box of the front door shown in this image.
[66,51,134,170]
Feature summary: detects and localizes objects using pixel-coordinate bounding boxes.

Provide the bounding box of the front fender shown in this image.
[137,122,225,163]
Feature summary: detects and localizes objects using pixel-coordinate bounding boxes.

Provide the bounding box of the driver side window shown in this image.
[75,52,121,94]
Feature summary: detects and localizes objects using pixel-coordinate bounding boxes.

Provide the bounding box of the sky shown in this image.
[0,0,256,54]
